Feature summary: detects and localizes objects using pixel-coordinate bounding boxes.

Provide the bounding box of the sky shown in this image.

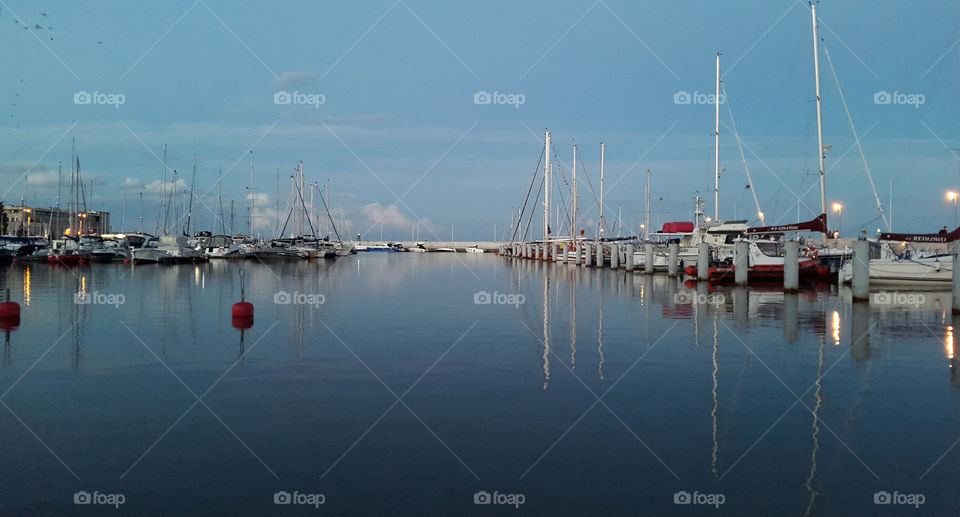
[0,0,958,241]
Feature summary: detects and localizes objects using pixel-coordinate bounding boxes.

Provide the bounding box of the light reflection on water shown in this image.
[0,254,958,514]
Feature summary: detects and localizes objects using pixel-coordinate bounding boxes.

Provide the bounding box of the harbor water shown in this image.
[1,253,958,515]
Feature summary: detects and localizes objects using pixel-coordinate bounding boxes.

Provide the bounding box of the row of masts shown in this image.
[531,3,831,245]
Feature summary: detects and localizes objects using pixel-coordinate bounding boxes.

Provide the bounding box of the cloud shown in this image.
[362,202,412,230]
[272,71,321,90]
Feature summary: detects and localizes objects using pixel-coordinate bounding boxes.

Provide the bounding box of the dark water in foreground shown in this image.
[0,253,958,515]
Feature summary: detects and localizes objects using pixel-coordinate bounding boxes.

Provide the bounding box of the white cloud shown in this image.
[272,72,321,91]
[361,202,411,230]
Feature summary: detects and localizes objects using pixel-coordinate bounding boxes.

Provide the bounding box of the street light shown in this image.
[831,202,843,237]
[948,191,958,227]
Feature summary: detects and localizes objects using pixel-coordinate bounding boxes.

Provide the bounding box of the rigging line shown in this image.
[316,182,341,241]
[722,82,764,225]
[575,151,607,235]
[512,147,545,243]
[822,41,890,231]
[522,174,546,242]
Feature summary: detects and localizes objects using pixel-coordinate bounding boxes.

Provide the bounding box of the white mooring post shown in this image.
[595,243,603,268]
[952,241,960,313]
[668,242,679,277]
[698,243,710,280]
[625,244,634,272]
[645,243,655,275]
[784,240,799,292]
[852,238,870,302]
[574,243,581,265]
[584,243,592,267]
[734,240,749,286]
[611,244,619,270]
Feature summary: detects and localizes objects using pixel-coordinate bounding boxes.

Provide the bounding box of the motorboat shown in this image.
[708,238,830,283]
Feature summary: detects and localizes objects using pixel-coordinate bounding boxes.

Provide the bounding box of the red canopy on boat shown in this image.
[745,213,827,235]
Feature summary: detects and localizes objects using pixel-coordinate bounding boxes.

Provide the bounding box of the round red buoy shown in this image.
[232,301,254,318]
[0,315,19,331]
[684,279,697,289]
[684,265,697,276]
[231,315,253,330]
[0,302,20,318]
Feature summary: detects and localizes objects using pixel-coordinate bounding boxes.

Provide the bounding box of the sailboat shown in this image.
[48,151,91,265]
[708,5,835,282]
[838,227,958,286]
[131,155,205,264]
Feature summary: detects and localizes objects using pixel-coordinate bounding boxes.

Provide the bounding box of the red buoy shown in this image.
[0,302,20,318]
[232,301,254,318]
[684,265,697,276]
[0,315,20,332]
[231,315,253,330]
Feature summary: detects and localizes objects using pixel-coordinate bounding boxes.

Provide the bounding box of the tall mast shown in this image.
[249,150,255,238]
[714,52,721,221]
[599,141,604,237]
[812,4,826,224]
[161,144,168,234]
[217,167,224,234]
[543,129,551,241]
[645,169,651,239]
[572,145,577,241]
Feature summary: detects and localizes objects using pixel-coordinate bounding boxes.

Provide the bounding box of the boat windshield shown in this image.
[756,241,784,257]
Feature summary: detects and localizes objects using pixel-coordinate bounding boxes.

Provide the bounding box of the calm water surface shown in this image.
[0,254,958,515]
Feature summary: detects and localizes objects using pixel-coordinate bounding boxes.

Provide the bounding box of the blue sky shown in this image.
[1,0,958,240]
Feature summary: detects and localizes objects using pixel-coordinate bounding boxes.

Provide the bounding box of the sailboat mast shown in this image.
[161,144,168,234]
[217,168,224,234]
[599,141,604,236]
[646,169,651,240]
[811,4,826,221]
[249,150,255,238]
[543,130,551,241]
[572,145,577,242]
[714,52,721,222]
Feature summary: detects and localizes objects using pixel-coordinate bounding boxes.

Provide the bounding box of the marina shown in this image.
[0,253,959,514]
[2,0,957,514]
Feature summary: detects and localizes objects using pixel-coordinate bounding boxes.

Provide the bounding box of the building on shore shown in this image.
[1,205,110,237]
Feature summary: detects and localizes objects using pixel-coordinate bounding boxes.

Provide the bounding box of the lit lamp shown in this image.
[948,191,958,227]
[831,202,843,237]
[757,211,765,224]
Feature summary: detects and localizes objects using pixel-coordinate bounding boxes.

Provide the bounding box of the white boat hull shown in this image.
[839,257,953,286]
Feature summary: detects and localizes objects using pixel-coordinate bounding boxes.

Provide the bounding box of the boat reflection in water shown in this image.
[1,253,959,514]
